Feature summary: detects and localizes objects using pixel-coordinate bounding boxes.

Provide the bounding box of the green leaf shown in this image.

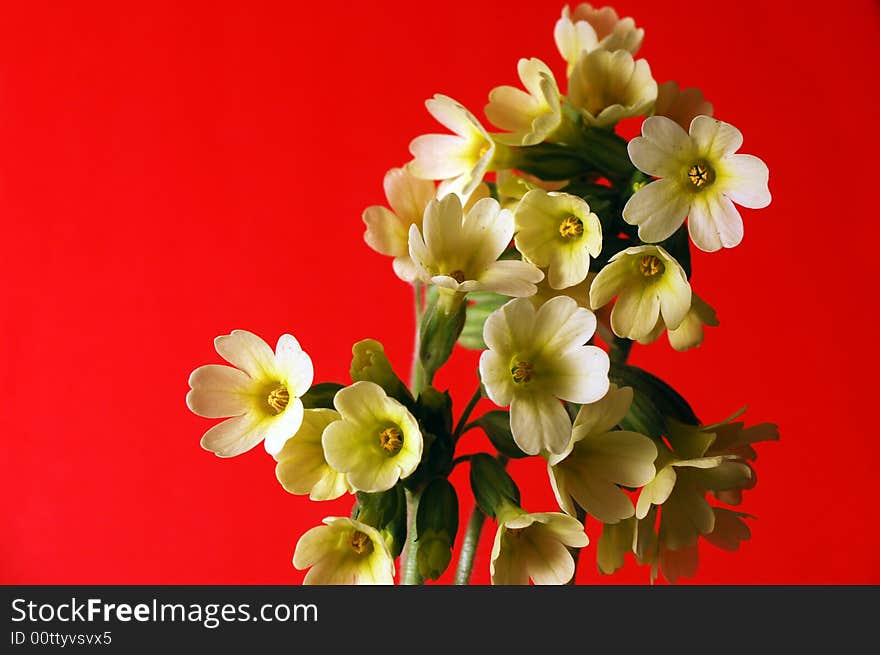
[300,382,343,409]
[514,142,592,180]
[609,363,700,425]
[620,387,667,439]
[458,291,511,350]
[477,411,528,459]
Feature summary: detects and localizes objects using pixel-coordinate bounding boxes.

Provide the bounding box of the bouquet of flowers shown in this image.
[186,3,777,585]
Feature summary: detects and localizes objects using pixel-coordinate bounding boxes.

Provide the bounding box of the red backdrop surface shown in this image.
[1,0,878,584]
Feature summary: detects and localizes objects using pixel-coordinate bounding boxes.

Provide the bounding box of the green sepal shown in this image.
[353,486,407,558]
[514,142,593,180]
[300,382,344,410]
[477,411,529,459]
[469,453,520,518]
[419,293,467,385]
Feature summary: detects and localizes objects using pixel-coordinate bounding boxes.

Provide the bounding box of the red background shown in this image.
[2,0,878,584]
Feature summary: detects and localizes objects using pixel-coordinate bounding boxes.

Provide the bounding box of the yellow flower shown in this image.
[409,94,504,198]
[623,115,771,251]
[186,330,313,457]
[362,166,436,282]
[479,296,610,455]
[274,408,351,501]
[485,58,562,146]
[514,189,602,290]
[653,81,713,131]
[637,292,719,352]
[321,381,422,493]
[589,245,691,341]
[568,49,656,128]
[547,385,657,523]
[554,3,644,75]
[408,193,544,299]
[490,504,588,585]
[293,517,394,585]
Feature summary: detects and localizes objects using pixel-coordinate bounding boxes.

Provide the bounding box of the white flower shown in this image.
[490,505,588,585]
[555,3,644,75]
[653,81,713,131]
[293,517,394,585]
[623,115,771,251]
[514,189,602,290]
[409,94,500,198]
[186,330,313,457]
[589,245,691,341]
[362,166,436,282]
[321,381,422,493]
[274,408,351,501]
[568,49,657,128]
[547,385,657,523]
[409,193,544,298]
[485,58,562,146]
[479,296,610,455]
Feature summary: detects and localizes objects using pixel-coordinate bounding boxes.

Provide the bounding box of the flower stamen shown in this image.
[639,255,665,277]
[448,270,466,284]
[349,530,374,555]
[687,161,715,188]
[378,426,403,455]
[559,216,584,239]
[510,361,534,384]
[267,385,290,414]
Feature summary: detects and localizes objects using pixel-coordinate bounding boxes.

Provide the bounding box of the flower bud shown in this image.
[415,479,459,580]
[416,530,453,581]
[350,339,413,406]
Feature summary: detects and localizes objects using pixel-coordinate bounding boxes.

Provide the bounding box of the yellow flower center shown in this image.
[349,530,374,555]
[510,361,534,384]
[378,426,403,456]
[639,255,665,278]
[477,143,491,159]
[558,216,584,239]
[448,270,466,284]
[267,385,290,414]
[687,160,715,188]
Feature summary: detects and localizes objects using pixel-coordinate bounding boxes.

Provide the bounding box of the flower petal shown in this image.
[534,295,597,354]
[477,260,543,297]
[611,283,661,340]
[510,392,572,455]
[722,154,771,209]
[186,364,254,418]
[688,192,744,252]
[214,330,277,380]
[384,166,436,224]
[409,134,468,180]
[200,412,267,458]
[623,178,690,244]
[545,345,609,404]
[263,397,304,456]
[363,205,409,257]
[689,115,742,159]
[483,297,536,353]
[275,335,314,395]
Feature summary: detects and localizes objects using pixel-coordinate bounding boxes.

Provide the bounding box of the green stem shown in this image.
[400,488,424,585]
[454,506,486,585]
[410,283,426,397]
[453,385,483,442]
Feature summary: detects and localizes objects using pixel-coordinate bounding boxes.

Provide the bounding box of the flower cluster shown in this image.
[187,3,776,585]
